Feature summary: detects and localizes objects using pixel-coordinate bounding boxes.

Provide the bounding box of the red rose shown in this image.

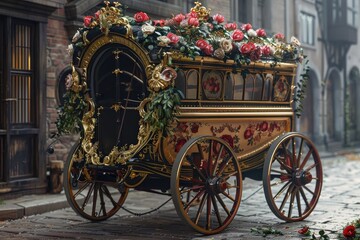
[83,16,93,27]
[249,46,262,61]
[134,12,149,23]
[231,29,244,42]
[221,135,234,148]
[94,11,101,20]
[244,128,253,139]
[175,138,187,153]
[242,23,252,31]
[256,28,266,37]
[225,22,237,31]
[343,225,356,238]
[262,46,271,56]
[207,23,214,30]
[240,42,255,54]
[167,32,180,44]
[188,17,199,27]
[153,19,165,26]
[274,33,285,41]
[203,44,214,55]
[191,124,199,133]
[260,122,268,132]
[196,39,208,49]
[187,11,198,18]
[298,226,310,235]
[173,13,185,24]
[213,13,225,23]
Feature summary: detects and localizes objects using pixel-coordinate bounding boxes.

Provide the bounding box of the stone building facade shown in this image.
[0,0,358,197]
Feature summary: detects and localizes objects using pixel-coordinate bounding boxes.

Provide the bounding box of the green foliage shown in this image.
[294,57,310,118]
[55,91,87,136]
[250,227,283,237]
[143,87,182,136]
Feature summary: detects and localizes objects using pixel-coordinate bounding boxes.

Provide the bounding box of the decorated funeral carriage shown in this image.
[56,1,322,235]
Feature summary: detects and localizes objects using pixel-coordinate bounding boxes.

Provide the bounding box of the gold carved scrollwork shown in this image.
[70,65,83,93]
[147,63,175,92]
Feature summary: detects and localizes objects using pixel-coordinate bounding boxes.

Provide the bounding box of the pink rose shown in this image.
[256,28,266,37]
[213,13,225,23]
[274,33,285,41]
[94,11,101,20]
[231,29,244,41]
[173,13,185,24]
[196,39,208,49]
[188,17,199,27]
[203,44,214,55]
[134,12,149,23]
[167,32,180,44]
[242,23,252,31]
[187,11,198,18]
[83,16,93,27]
[153,19,165,26]
[262,46,271,56]
[240,42,255,54]
[225,22,237,31]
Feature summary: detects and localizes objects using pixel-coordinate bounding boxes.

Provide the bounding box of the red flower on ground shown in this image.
[298,226,310,235]
[231,29,244,42]
[343,225,356,238]
[134,12,150,23]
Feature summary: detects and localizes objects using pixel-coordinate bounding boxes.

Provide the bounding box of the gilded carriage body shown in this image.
[58,2,323,235]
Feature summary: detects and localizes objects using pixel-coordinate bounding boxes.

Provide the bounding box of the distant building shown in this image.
[0,0,358,197]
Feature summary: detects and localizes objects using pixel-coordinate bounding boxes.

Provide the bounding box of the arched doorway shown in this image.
[326,69,343,142]
[349,67,360,141]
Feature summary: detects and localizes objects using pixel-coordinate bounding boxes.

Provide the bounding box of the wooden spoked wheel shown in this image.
[263,132,323,222]
[171,136,242,235]
[64,142,129,221]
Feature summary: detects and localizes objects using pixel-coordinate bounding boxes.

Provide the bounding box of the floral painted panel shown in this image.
[162,118,290,164]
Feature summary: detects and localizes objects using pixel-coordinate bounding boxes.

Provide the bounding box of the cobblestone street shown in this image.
[0,152,359,239]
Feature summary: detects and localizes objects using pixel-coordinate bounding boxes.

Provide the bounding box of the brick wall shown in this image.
[46,2,78,164]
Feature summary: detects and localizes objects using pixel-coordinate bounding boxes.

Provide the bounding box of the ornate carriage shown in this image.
[58,2,323,235]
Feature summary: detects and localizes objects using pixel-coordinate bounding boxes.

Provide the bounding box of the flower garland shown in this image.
[58,1,310,136]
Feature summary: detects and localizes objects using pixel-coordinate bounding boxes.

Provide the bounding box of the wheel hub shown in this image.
[294,169,312,186]
[206,177,227,193]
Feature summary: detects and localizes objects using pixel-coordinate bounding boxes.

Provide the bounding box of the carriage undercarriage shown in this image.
[58,1,323,235]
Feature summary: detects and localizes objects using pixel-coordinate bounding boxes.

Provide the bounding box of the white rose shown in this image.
[247,29,257,37]
[67,44,73,56]
[214,48,225,59]
[141,24,155,35]
[291,36,301,46]
[219,38,233,53]
[72,30,81,43]
[157,36,171,47]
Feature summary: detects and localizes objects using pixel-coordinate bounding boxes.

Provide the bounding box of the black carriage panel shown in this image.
[88,43,147,155]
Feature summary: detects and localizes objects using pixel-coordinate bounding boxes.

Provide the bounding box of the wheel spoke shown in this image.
[304,163,318,172]
[101,185,118,207]
[92,183,99,217]
[297,138,304,168]
[303,185,315,196]
[206,194,212,230]
[275,156,292,173]
[73,181,91,198]
[217,155,233,177]
[292,137,296,170]
[279,184,294,212]
[197,143,205,161]
[221,191,235,202]
[208,140,213,176]
[213,145,224,176]
[273,181,291,200]
[271,169,291,176]
[82,182,95,210]
[299,148,314,170]
[288,186,297,218]
[222,170,239,180]
[296,188,302,217]
[215,193,231,216]
[186,155,207,180]
[299,187,310,210]
[98,186,107,216]
[211,194,223,227]
[194,193,207,225]
[180,185,204,194]
[184,189,206,213]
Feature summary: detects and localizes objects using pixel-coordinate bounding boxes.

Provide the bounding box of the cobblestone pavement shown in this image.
[0,152,359,239]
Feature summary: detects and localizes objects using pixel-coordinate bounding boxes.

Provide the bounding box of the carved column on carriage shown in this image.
[315,0,358,147]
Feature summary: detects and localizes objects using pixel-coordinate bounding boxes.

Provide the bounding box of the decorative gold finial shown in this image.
[191,1,211,20]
